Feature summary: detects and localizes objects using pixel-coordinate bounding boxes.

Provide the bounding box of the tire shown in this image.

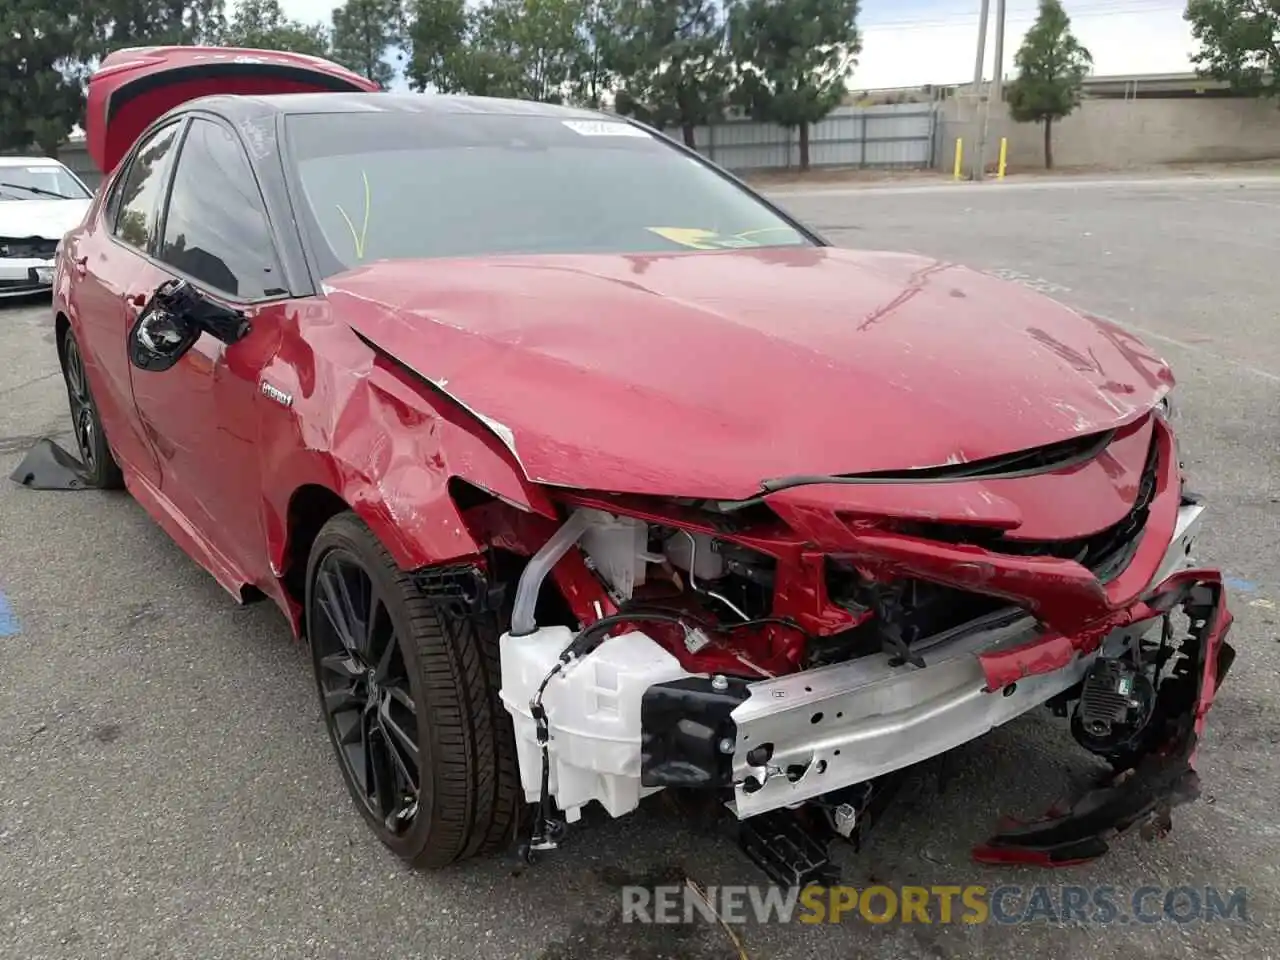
[60,328,124,489]
[305,511,521,867]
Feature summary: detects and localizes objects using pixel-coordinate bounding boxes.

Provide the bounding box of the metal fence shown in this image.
[689,102,939,173]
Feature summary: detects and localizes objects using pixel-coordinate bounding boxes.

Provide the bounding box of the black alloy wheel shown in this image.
[312,546,422,833]
[306,512,521,867]
[60,330,124,489]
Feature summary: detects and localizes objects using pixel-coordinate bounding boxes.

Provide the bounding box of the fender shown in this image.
[260,343,557,581]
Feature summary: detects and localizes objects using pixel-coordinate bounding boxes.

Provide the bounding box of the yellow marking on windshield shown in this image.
[646,227,721,249]
[734,226,800,239]
[647,226,801,250]
[335,169,372,260]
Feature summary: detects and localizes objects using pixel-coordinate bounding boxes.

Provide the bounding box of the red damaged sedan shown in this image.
[30,47,1233,879]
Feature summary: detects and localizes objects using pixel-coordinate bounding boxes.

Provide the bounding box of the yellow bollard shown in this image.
[954,138,964,180]
[998,137,1008,179]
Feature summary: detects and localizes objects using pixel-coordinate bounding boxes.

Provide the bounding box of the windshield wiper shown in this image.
[0,182,76,200]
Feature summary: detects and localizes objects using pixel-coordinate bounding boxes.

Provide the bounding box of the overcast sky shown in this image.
[276,0,1198,90]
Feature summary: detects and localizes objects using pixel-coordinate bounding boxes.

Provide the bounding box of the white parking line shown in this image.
[1221,197,1280,209]
[1108,316,1280,384]
[988,271,1280,385]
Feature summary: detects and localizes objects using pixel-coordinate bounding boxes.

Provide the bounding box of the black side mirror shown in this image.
[128,278,251,372]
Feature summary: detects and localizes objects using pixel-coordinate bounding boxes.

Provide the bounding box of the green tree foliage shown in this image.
[572,0,617,108]
[1185,0,1280,99]
[1005,0,1092,169]
[0,0,97,153]
[221,0,331,55]
[478,0,586,102]
[3,1,236,155]
[95,0,226,50]
[728,0,860,171]
[406,0,587,100]
[606,0,731,147]
[405,0,473,92]
[330,0,402,87]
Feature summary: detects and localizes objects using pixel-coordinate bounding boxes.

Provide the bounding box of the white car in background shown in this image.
[0,156,93,298]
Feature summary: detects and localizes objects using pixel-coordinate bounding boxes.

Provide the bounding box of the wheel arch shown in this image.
[54,311,71,364]
[265,353,561,637]
[273,470,536,637]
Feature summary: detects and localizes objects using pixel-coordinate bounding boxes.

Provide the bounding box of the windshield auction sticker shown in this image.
[561,120,652,138]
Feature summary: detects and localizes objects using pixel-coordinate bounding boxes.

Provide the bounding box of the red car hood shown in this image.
[326,246,1173,501]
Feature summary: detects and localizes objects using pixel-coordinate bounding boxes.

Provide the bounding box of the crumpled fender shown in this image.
[972,571,1234,866]
[256,314,556,578]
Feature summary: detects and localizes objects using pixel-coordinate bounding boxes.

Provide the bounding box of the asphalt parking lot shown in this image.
[2,174,1278,960]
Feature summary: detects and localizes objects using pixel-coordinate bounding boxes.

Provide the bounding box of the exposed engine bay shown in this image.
[456,410,1234,883]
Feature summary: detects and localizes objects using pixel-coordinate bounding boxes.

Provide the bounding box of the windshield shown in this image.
[0,164,91,201]
[285,110,811,276]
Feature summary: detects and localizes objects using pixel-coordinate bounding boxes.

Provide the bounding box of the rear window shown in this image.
[0,164,91,201]
[284,110,810,276]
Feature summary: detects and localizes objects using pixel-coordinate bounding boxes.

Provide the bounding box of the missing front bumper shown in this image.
[973,573,1234,865]
[726,501,1214,820]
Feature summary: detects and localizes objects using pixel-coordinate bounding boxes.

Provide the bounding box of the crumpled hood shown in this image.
[325,246,1172,501]
[0,198,91,243]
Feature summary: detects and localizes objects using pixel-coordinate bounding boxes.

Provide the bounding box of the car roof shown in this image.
[181,91,612,125]
[0,155,68,168]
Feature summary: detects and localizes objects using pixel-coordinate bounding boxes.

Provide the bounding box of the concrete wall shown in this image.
[938,95,1280,172]
[57,140,101,191]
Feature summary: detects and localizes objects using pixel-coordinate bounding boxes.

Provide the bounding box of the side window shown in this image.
[158,118,284,299]
[113,122,182,252]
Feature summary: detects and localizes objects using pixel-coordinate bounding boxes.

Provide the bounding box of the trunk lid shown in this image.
[86,46,378,174]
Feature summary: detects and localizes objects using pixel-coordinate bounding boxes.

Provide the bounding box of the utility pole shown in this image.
[992,0,1007,106]
[970,0,991,180]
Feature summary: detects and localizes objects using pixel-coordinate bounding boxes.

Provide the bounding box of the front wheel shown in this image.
[305,512,521,867]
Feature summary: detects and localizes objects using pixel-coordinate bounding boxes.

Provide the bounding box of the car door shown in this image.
[65,118,187,488]
[126,115,290,589]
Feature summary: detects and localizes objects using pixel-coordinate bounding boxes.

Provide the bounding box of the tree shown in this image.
[405,0,526,96]
[220,0,330,55]
[607,0,731,147]
[405,0,587,100]
[479,0,586,102]
[94,0,226,51]
[1185,0,1280,100]
[1005,0,1092,170]
[572,0,618,108]
[728,0,860,171]
[330,0,402,87]
[0,0,98,154]
[3,0,233,156]
[405,0,473,92]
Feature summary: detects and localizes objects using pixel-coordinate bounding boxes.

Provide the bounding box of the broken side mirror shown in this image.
[128,278,252,372]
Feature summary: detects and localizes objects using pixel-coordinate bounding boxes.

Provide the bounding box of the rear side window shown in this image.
[113,122,182,252]
[158,118,284,299]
